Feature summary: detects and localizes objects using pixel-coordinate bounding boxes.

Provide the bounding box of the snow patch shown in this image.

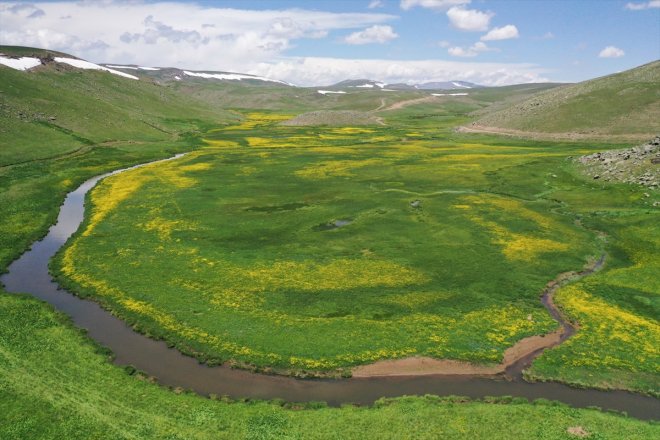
[452,82,472,89]
[355,83,374,88]
[54,58,139,80]
[0,55,41,71]
[174,75,182,81]
[183,70,291,85]
[318,90,347,95]
[105,65,160,71]
[106,65,138,70]
[432,93,469,96]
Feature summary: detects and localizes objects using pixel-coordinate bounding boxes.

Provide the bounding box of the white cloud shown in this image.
[0,1,395,72]
[599,46,625,58]
[400,0,470,10]
[368,0,385,8]
[252,57,549,87]
[437,40,451,48]
[344,25,398,44]
[541,32,555,40]
[446,6,493,32]
[624,1,660,10]
[448,41,497,57]
[0,1,550,87]
[481,25,519,41]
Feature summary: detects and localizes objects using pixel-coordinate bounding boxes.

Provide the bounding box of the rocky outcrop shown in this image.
[577,136,659,189]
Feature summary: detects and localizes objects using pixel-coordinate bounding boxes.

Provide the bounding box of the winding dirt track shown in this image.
[352,255,606,378]
[372,95,440,112]
[456,124,654,143]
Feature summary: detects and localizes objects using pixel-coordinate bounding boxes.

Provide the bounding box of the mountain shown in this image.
[0,46,237,165]
[471,60,660,140]
[329,79,387,89]
[417,81,482,90]
[0,46,292,87]
[329,79,483,90]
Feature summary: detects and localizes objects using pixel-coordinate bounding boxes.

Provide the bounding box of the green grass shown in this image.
[1,51,658,436]
[52,111,619,375]
[476,61,660,137]
[0,60,234,166]
[1,293,657,439]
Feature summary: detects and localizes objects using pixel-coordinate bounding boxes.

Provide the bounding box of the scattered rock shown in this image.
[577,136,659,189]
[410,200,421,208]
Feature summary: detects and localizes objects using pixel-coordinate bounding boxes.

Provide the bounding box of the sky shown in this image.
[0,0,658,86]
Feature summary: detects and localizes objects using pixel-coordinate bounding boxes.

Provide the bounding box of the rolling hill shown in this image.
[466,61,660,141]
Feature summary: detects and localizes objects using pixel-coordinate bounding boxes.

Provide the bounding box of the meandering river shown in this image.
[2,155,658,420]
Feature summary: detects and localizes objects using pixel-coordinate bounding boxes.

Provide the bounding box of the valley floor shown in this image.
[0,94,657,437]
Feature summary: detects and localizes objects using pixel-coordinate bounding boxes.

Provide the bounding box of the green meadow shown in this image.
[1,57,658,437]
[51,110,659,394]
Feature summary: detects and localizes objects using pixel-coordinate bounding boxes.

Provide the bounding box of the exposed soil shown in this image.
[352,255,606,378]
[456,124,655,143]
[374,95,440,112]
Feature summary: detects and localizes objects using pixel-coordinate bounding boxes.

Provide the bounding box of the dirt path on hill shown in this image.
[352,255,606,378]
[456,124,654,143]
[373,95,440,112]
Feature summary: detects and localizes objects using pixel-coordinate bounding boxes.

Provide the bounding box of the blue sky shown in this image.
[1,0,658,86]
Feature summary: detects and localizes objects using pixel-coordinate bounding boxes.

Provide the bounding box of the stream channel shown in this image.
[2,155,658,420]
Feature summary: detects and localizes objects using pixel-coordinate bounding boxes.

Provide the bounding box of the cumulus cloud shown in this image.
[599,46,625,58]
[0,1,550,87]
[481,24,519,41]
[0,1,395,71]
[4,3,45,18]
[344,25,398,44]
[400,0,470,10]
[252,57,549,86]
[368,0,385,8]
[448,41,497,57]
[624,1,660,10]
[446,6,493,31]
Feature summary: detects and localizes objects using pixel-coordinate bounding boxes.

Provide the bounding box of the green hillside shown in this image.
[473,61,660,139]
[1,46,658,438]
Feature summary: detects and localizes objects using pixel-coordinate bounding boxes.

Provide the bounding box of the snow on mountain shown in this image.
[0,55,42,71]
[183,70,292,85]
[317,90,347,95]
[452,82,472,89]
[106,65,161,71]
[54,58,139,80]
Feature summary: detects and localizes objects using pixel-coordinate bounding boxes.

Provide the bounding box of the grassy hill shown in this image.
[471,61,660,140]
[1,46,658,438]
[0,47,240,166]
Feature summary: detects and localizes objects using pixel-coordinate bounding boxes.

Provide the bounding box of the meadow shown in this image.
[1,58,658,436]
[51,109,658,394]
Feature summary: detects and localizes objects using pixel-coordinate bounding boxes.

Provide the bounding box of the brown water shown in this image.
[2,156,658,420]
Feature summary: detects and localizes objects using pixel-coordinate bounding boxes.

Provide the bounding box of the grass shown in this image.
[53,111,621,376]
[1,293,658,439]
[528,180,660,395]
[1,52,658,436]
[476,61,660,137]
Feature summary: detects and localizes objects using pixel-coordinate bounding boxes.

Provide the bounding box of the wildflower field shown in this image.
[51,109,658,393]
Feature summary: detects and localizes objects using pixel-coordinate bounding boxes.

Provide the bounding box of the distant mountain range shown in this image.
[1,46,486,90]
[327,79,483,90]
